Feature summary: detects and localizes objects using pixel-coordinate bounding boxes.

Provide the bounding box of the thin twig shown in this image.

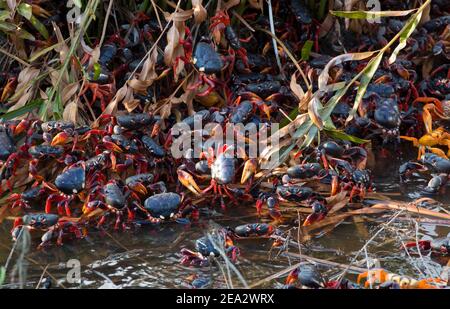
[150,0,163,31]
[0,47,30,67]
[35,264,50,289]
[335,210,404,283]
[98,0,114,47]
[266,0,284,78]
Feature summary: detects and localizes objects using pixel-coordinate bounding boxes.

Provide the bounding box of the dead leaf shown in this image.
[248,0,263,10]
[318,51,376,89]
[192,0,207,24]
[160,101,172,120]
[290,73,305,102]
[102,84,129,116]
[139,48,158,82]
[372,202,450,221]
[319,13,335,38]
[7,0,16,11]
[128,79,153,93]
[308,97,324,129]
[7,67,40,112]
[63,101,78,123]
[164,9,194,22]
[61,82,79,104]
[124,99,140,112]
[419,1,431,25]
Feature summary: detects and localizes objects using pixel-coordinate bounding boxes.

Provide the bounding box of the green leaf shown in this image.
[0,99,43,120]
[280,107,299,128]
[28,42,63,62]
[301,40,313,61]
[331,9,416,19]
[301,125,318,148]
[347,52,384,122]
[388,10,422,64]
[52,93,63,119]
[138,0,150,12]
[0,266,5,285]
[318,0,327,20]
[73,0,83,8]
[0,21,18,32]
[29,15,49,39]
[17,3,32,20]
[324,128,370,144]
[0,10,10,21]
[17,28,35,41]
[93,62,101,81]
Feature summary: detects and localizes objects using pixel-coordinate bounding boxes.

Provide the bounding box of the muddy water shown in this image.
[0,153,449,288]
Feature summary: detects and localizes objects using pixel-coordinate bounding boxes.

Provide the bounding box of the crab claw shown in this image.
[241,159,257,184]
[286,269,299,285]
[177,170,201,195]
[404,240,431,250]
[51,132,70,146]
[303,213,325,226]
[13,120,29,136]
[357,269,388,288]
[13,217,23,229]
[303,202,327,226]
[255,199,264,215]
[258,103,271,119]
[102,140,123,153]
[151,122,161,138]
[129,182,148,195]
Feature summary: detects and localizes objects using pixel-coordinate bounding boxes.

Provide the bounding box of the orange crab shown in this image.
[357,269,446,289]
[401,98,450,159]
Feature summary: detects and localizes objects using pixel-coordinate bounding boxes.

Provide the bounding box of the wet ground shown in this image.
[1,150,449,288]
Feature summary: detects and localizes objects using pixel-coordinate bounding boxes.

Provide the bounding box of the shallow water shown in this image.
[1,152,449,289]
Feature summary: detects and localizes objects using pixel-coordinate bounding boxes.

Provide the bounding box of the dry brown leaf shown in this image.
[318,51,376,89]
[302,207,386,235]
[164,23,180,66]
[290,73,305,102]
[319,13,335,38]
[102,84,129,116]
[372,202,450,221]
[6,0,16,11]
[124,99,140,113]
[248,0,263,10]
[164,9,194,22]
[53,22,69,65]
[192,0,207,24]
[63,101,78,123]
[326,190,349,214]
[139,48,158,82]
[160,101,172,120]
[7,67,40,112]
[419,0,431,25]
[128,79,153,93]
[307,97,324,129]
[179,88,196,115]
[61,82,79,104]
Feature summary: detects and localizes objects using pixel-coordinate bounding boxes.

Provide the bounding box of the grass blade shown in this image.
[388,10,423,64]
[0,266,5,285]
[347,52,384,122]
[0,99,43,120]
[331,9,416,19]
[301,40,313,61]
[324,128,370,144]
